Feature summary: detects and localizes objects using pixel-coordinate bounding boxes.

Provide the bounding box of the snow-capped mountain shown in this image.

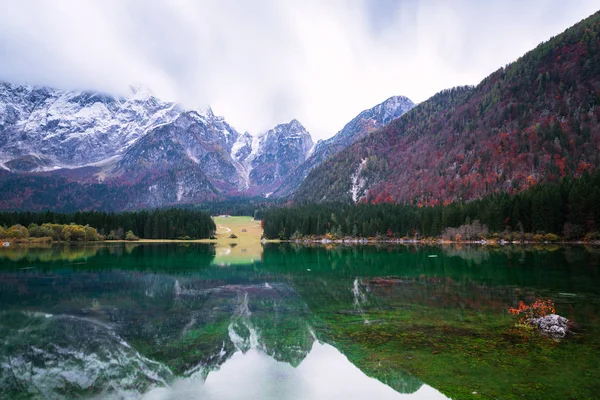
[0,82,182,172]
[244,119,313,194]
[0,80,412,210]
[114,110,244,192]
[272,95,415,197]
[111,114,313,202]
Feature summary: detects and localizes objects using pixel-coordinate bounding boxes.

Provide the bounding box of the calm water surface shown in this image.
[0,243,599,399]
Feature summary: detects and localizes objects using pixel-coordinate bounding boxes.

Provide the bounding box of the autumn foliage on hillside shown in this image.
[295,11,600,205]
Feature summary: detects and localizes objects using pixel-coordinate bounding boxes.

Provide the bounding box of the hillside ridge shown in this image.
[294,11,600,205]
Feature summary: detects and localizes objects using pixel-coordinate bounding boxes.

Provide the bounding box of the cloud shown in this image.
[0,0,598,140]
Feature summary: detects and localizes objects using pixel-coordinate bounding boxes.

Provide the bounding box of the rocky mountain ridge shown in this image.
[0,82,182,171]
[0,80,412,210]
[272,95,414,197]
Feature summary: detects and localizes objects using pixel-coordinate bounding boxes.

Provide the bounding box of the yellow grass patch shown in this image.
[212,216,263,265]
[213,216,262,240]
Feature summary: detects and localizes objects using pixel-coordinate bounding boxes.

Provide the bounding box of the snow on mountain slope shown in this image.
[106,112,313,203]
[113,111,244,196]
[0,79,416,210]
[0,82,182,171]
[244,119,314,195]
[230,132,254,189]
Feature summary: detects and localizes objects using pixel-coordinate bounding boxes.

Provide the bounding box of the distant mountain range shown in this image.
[5,11,596,212]
[0,81,414,210]
[294,11,600,205]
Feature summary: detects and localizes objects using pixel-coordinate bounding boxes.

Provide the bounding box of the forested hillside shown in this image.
[265,169,600,240]
[294,11,600,205]
[0,170,222,212]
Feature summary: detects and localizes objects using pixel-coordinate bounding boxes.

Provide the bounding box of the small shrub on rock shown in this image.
[508,299,556,324]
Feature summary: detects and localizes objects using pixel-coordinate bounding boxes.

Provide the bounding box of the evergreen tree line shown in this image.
[0,208,216,240]
[263,170,600,240]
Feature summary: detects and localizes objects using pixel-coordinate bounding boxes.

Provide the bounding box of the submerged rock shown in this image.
[530,314,569,338]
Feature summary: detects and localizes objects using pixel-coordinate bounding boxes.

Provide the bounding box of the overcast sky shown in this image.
[0,1,598,140]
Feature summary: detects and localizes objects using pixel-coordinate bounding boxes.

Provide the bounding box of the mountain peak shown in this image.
[381,95,414,107]
[271,118,306,132]
[196,106,215,119]
[257,119,310,141]
[270,94,415,198]
[128,83,154,100]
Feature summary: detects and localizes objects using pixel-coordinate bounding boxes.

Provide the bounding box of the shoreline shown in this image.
[0,238,281,246]
[2,238,598,247]
[283,237,600,246]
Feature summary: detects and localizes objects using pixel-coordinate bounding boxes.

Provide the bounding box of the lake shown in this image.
[0,243,599,399]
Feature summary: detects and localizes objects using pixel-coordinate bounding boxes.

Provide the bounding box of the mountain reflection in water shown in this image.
[1,243,599,399]
[144,343,446,400]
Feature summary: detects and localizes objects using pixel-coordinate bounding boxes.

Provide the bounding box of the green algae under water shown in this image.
[0,243,599,399]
